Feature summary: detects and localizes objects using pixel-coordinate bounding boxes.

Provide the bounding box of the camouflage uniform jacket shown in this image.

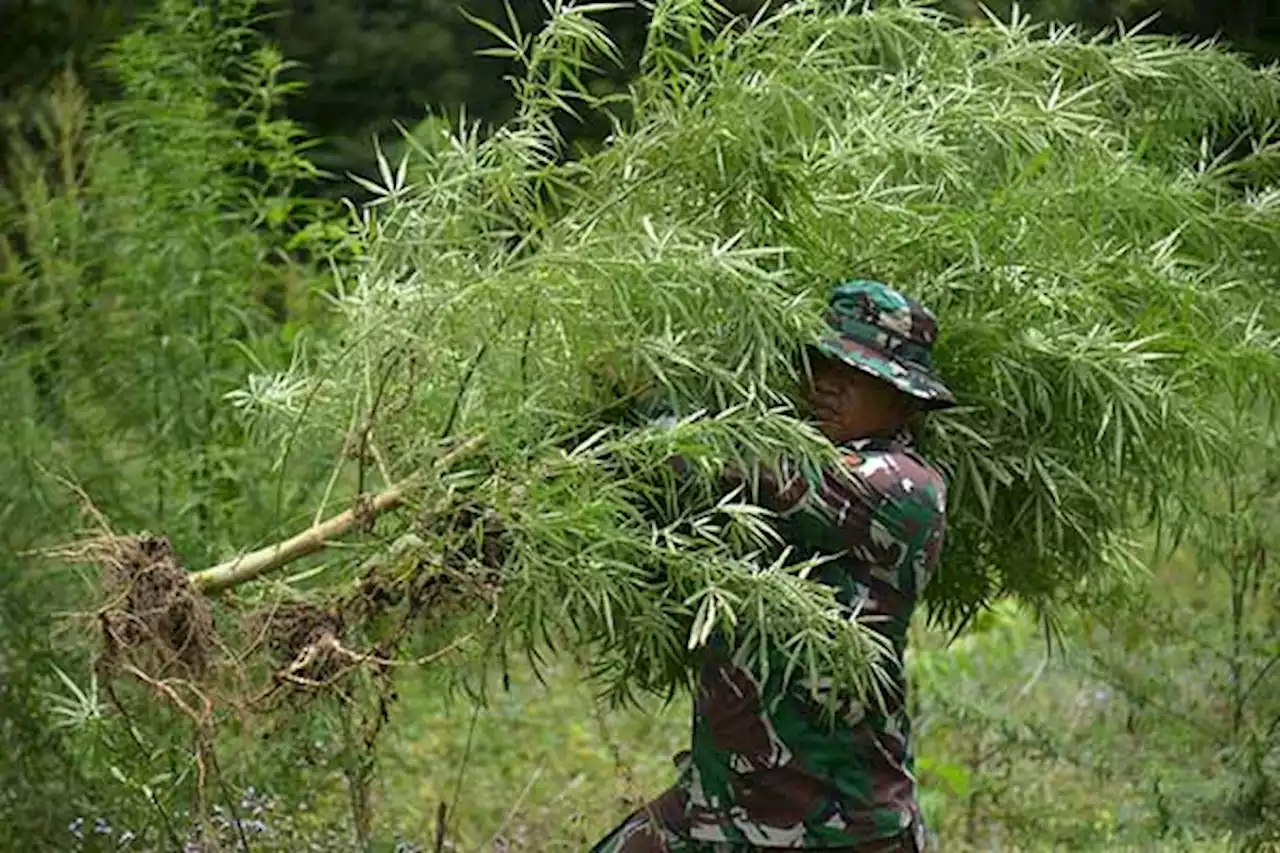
[679,429,947,849]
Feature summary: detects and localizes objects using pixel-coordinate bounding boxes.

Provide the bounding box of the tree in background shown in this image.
[259,1,641,179]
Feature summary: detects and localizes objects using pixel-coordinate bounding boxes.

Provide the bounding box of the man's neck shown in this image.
[844,423,912,448]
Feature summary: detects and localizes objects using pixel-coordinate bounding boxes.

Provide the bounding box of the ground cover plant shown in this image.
[10,0,1280,850]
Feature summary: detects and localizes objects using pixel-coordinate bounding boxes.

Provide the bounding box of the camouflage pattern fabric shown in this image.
[592,428,946,851]
[815,280,956,410]
[590,784,922,853]
[679,430,946,849]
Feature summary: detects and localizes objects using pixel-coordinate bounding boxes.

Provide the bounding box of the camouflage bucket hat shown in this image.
[814,279,957,410]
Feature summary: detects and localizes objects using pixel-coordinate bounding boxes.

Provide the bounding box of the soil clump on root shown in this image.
[258,600,349,688]
[96,533,217,679]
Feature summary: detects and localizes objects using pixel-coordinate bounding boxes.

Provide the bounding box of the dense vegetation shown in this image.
[1,1,1277,851]
[7,0,1280,185]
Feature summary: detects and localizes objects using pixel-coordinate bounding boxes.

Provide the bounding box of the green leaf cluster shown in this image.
[234,0,1280,707]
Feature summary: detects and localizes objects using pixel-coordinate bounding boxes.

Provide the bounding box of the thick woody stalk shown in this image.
[190,483,413,595]
[189,435,486,595]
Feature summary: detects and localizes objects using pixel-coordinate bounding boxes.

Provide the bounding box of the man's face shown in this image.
[804,353,914,444]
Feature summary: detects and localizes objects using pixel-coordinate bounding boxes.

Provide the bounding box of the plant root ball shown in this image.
[260,600,347,685]
[99,534,215,679]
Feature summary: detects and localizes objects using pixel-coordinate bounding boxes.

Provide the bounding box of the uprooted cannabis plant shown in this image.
[65,1,1280,719]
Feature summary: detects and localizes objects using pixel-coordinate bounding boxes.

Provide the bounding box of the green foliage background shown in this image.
[0,1,1278,852]
[0,1,345,844]
[7,0,1280,187]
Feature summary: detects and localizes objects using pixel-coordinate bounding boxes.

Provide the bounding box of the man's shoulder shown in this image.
[836,440,947,510]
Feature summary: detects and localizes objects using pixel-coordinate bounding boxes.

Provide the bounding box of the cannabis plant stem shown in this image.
[191,480,408,594]
[1228,471,1245,740]
[189,435,485,594]
[338,701,374,853]
[102,678,185,850]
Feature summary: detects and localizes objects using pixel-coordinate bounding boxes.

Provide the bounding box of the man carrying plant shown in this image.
[591,280,957,853]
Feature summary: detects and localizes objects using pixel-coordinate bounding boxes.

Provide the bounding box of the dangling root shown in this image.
[32,471,216,681]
